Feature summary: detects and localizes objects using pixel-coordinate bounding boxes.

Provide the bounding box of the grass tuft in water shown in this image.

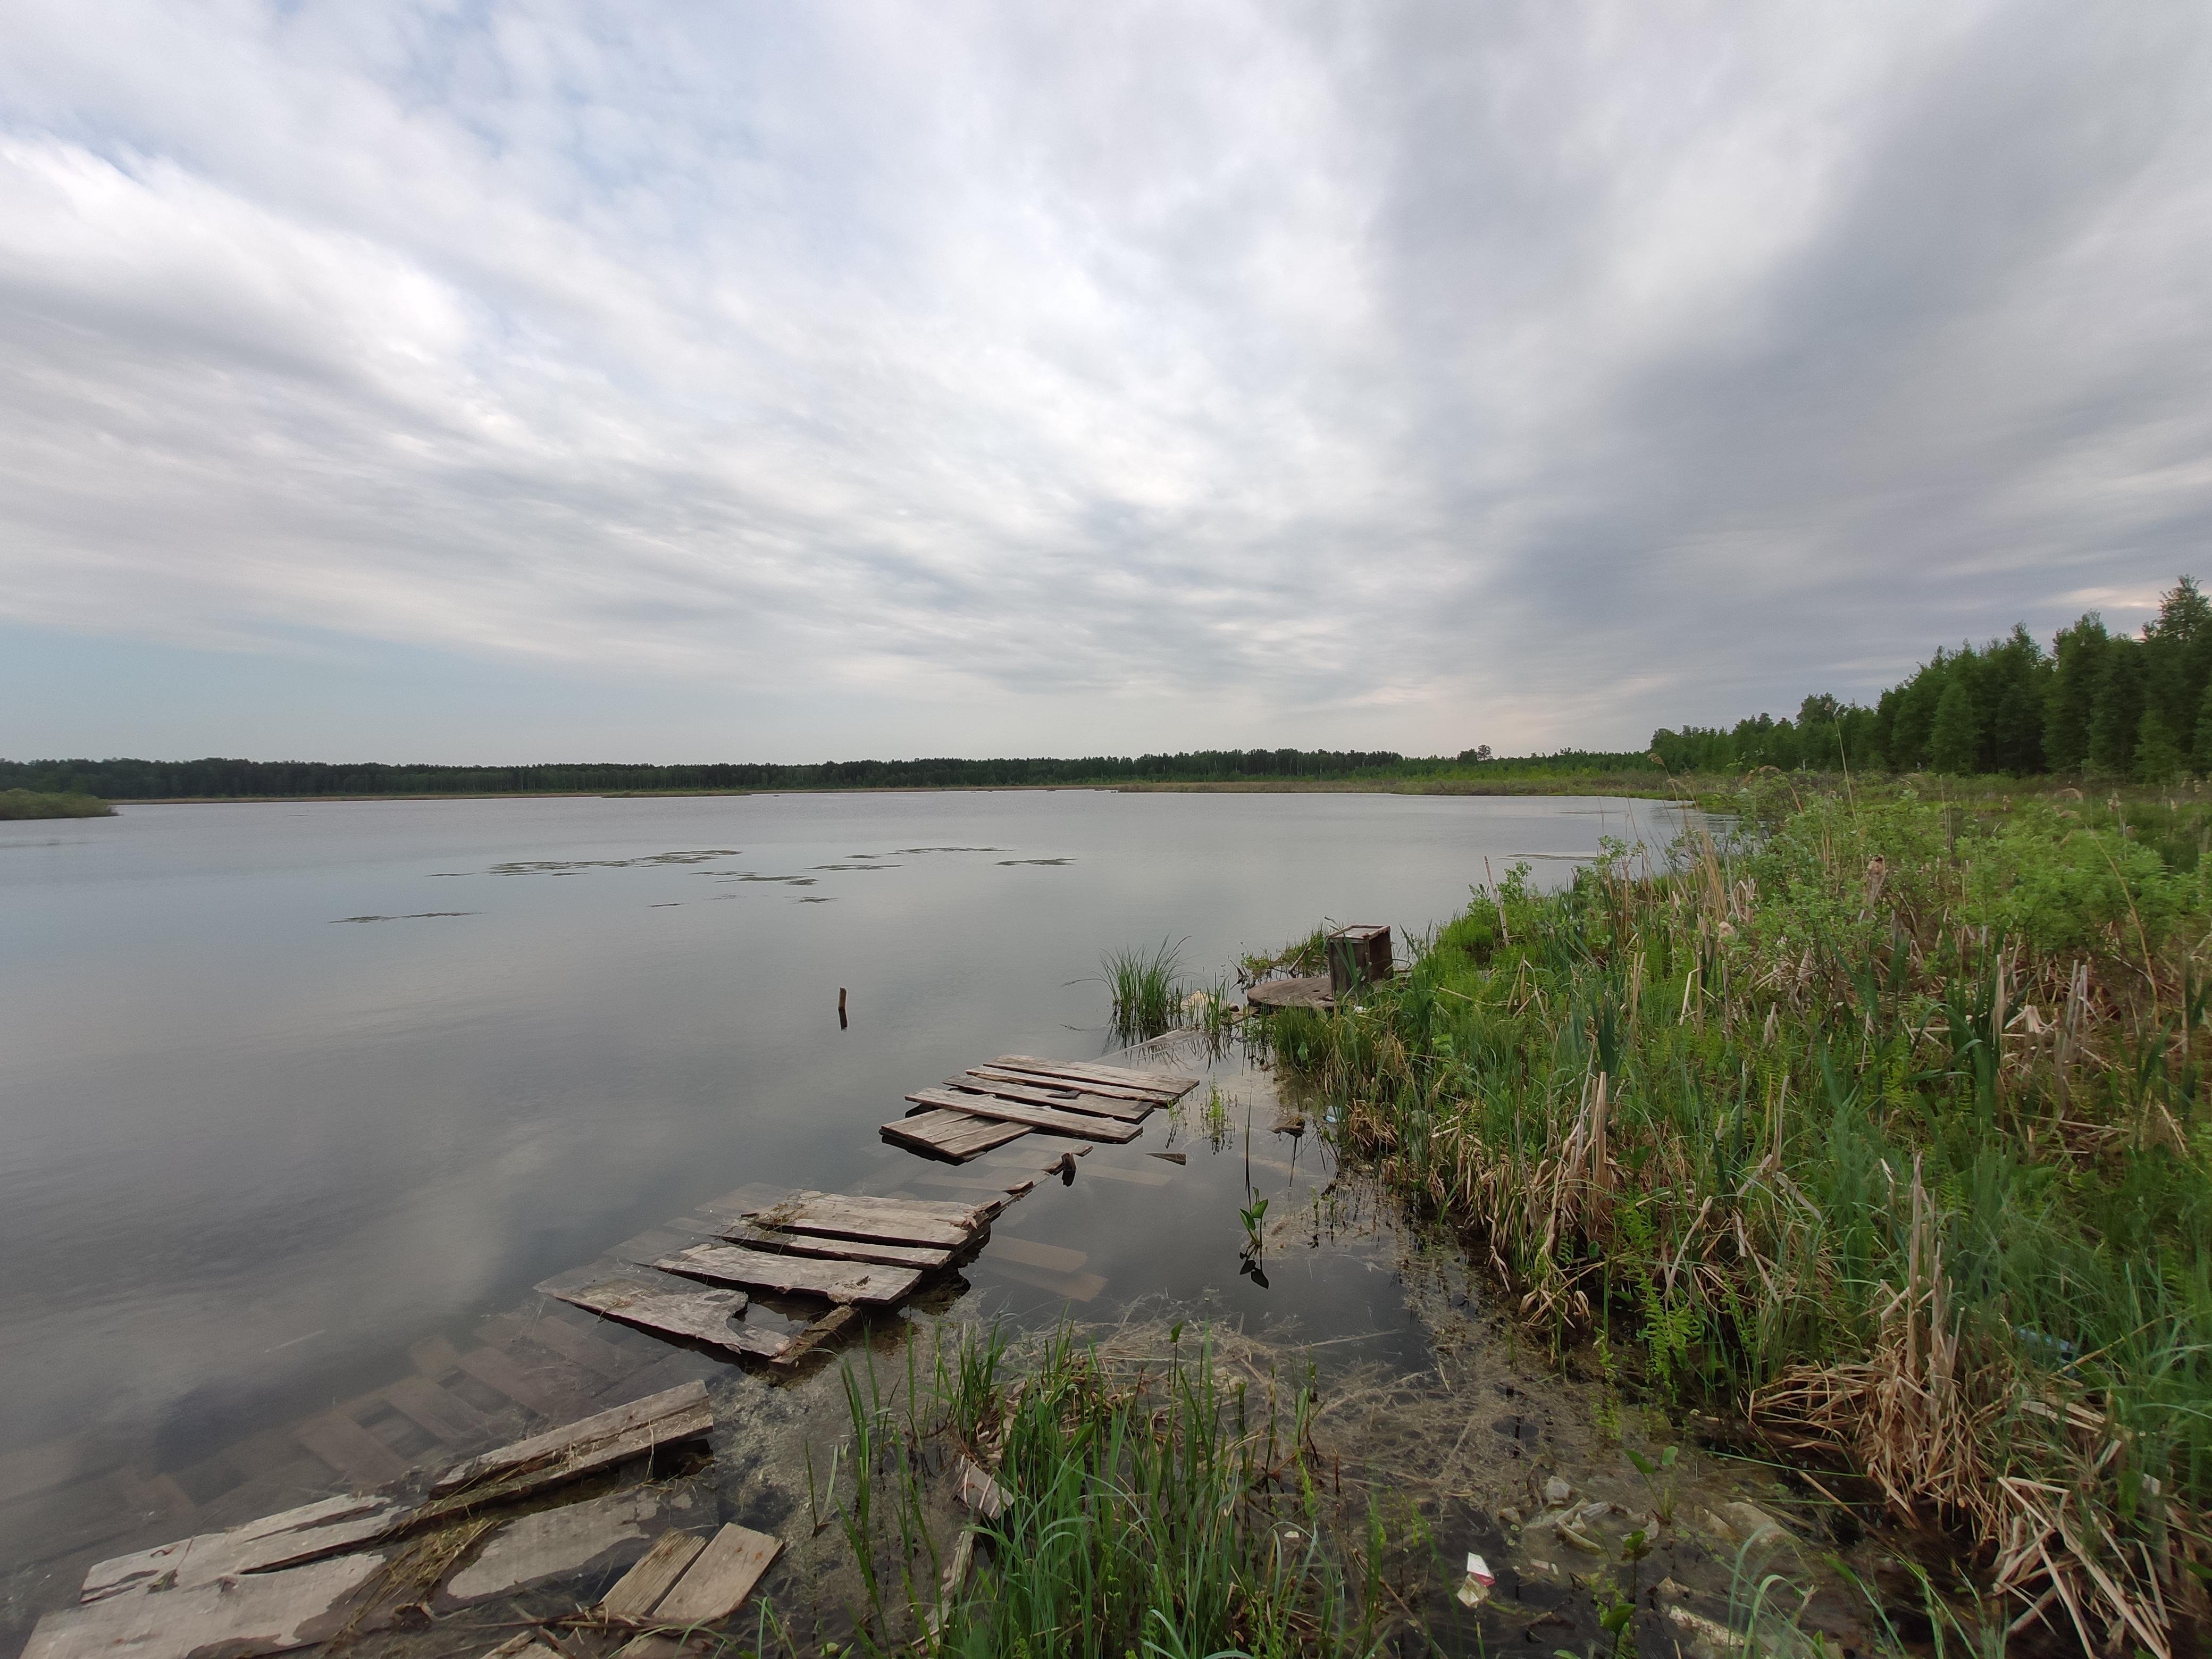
[1100,937,1186,1043]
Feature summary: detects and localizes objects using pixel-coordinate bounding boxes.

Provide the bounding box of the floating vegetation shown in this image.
[797,896,835,904]
[330,911,477,924]
[709,872,817,886]
[811,862,902,872]
[999,856,1073,867]
[488,849,740,875]
[891,845,1011,854]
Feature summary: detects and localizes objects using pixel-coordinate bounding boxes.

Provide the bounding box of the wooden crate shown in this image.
[1326,926,1393,995]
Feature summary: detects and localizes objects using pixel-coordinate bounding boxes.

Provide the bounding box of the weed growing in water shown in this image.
[1097,937,1186,1043]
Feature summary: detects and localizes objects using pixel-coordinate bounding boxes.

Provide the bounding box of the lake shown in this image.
[0,787,1694,1588]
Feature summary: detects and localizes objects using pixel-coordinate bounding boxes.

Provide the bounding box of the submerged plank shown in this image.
[26,1550,389,1659]
[656,1244,921,1306]
[601,1529,707,1620]
[550,1283,792,1363]
[432,1381,710,1496]
[943,1075,1152,1122]
[295,1413,409,1488]
[443,1488,670,1604]
[747,1191,994,1248]
[650,1523,782,1623]
[382,1376,493,1446]
[454,1345,591,1421]
[991,1055,1200,1097]
[718,1224,957,1269]
[771,1304,861,1370]
[904,1087,1143,1142]
[498,1314,638,1382]
[80,1495,408,1604]
[879,1108,1030,1163]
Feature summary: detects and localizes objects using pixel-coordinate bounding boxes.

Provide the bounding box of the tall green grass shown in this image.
[825,1325,1390,1657]
[1263,783,2212,1656]
[1099,939,1185,1044]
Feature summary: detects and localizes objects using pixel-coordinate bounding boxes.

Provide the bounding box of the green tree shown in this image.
[2136,708,2184,784]
[2194,680,2212,777]
[2088,642,2147,778]
[1929,678,1981,774]
[2045,615,2109,772]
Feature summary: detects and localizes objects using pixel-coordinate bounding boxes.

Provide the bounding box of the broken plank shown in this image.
[656,1244,920,1305]
[550,1282,792,1364]
[879,1108,1030,1163]
[747,1191,995,1248]
[454,1345,593,1421]
[718,1224,957,1269]
[481,1637,572,1659]
[26,1550,389,1659]
[965,1065,1168,1105]
[770,1303,862,1370]
[905,1087,1143,1142]
[953,1457,1011,1521]
[650,1523,782,1623]
[443,1486,673,1603]
[81,1496,408,1604]
[945,1074,1152,1122]
[991,1055,1200,1097]
[601,1529,708,1620]
[382,1376,492,1446]
[409,1334,465,1378]
[431,1381,710,1495]
[988,1235,1089,1274]
[295,1412,409,1488]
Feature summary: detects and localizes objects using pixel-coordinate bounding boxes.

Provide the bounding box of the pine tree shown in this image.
[2135,708,2183,784]
[2088,643,2147,778]
[2192,680,2212,777]
[1929,678,1980,774]
[2045,616,2107,772]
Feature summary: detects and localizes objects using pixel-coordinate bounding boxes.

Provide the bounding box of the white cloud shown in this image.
[2,0,2209,758]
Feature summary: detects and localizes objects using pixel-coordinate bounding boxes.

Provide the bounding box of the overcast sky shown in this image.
[3,2,2209,763]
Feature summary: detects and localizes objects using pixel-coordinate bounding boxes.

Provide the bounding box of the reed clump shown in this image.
[824,1325,1398,1657]
[1099,939,1186,1044]
[1266,781,2212,1656]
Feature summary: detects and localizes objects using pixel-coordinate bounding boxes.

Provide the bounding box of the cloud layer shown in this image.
[3,1,2209,759]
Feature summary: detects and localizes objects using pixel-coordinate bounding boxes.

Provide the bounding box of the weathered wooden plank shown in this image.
[656,1244,921,1306]
[651,1523,782,1623]
[746,1191,995,1248]
[550,1283,792,1363]
[953,1457,1011,1521]
[443,1487,671,1603]
[945,1074,1152,1122]
[879,1108,1030,1162]
[81,1495,408,1604]
[905,1087,1143,1142]
[965,1065,1167,1105]
[410,1334,465,1378]
[454,1345,592,1421]
[988,1236,1090,1274]
[974,1255,1109,1302]
[295,1412,409,1488]
[991,1055,1199,1097]
[601,1528,707,1620]
[498,1314,638,1382]
[26,1550,389,1659]
[382,1376,492,1446]
[480,1634,571,1659]
[1244,975,1334,1011]
[432,1382,710,1495]
[770,1303,861,1370]
[718,1224,957,1269]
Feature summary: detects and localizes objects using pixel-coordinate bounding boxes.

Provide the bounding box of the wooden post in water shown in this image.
[839,987,848,1029]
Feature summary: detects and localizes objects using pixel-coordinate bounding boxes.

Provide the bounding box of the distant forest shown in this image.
[1650,575,2212,782]
[11,580,2208,798]
[0,747,1652,800]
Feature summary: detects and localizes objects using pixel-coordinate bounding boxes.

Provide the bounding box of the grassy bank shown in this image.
[0,789,114,819]
[1261,781,2211,1655]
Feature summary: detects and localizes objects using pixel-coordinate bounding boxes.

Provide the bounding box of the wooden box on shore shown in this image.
[1326,925,1393,995]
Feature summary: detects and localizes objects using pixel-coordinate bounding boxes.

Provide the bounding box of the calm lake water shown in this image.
[0,787,1694,1576]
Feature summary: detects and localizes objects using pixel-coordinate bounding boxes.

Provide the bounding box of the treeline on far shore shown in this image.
[0,747,1656,801]
[1655,574,2212,782]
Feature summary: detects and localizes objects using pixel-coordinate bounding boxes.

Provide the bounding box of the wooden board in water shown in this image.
[718,1223,958,1269]
[431,1381,711,1496]
[879,1108,1030,1163]
[656,1244,923,1305]
[549,1282,791,1363]
[905,1087,1143,1142]
[991,1055,1200,1097]
[942,1074,1152,1122]
[651,1522,783,1622]
[965,1064,1169,1104]
[747,1191,996,1247]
